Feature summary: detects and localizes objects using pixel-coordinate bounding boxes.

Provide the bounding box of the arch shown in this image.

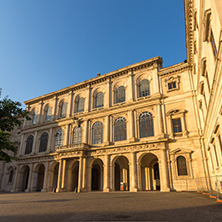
[95,91,104,108]
[25,135,34,154]
[177,156,188,176]
[73,126,82,145]
[59,100,67,118]
[55,129,64,149]
[48,162,59,192]
[115,86,125,104]
[139,79,150,97]
[139,112,154,138]
[112,155,129,191]
[8,169,14,183]
[44,104,52,121]
[140,153,160,191]
[32,109,38,125]
[114,117,127,141]
[92,121,103,144]
[90,158,104,191]
[19,165,30,192]
[68,160,79,192]
[39,132,48,152]
[34,164,45,192]
[76,96,85,113]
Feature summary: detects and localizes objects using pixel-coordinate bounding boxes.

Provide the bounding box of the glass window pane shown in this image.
[77,98,84,112]
[61,102,67,118]
[139,112,154,138]
[139,79,150,97]
[39,132,48,152]
[55,129,64,149]
[114,117,126,141]
[92,121,103,144]
[25,135,34,154]
[95,92,104,108]
[177,156,188,176]
[73,126,82,145]
[116,86,125,103]
[172,118,182,133]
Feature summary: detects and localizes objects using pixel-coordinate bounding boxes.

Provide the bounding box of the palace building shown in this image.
[0,0,222,193]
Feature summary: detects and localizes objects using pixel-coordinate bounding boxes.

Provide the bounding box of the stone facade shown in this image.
[0,0,222,193]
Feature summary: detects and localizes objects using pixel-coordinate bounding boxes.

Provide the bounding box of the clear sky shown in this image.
[0,0,186,107]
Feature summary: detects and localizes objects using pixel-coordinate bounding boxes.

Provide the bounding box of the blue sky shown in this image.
[0,0,186,107]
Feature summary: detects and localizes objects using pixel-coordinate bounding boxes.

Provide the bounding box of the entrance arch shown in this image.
[53,163,59,191]
[113,156,129,191]
[70,161,79,191]
[20,165,30,192]
[140,153,160,191]
[91,159,103,191]
[34,164,45,192]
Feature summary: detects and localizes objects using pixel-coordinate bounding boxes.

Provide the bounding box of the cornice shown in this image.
[184,0,194,65]
[24,56,162,106]
[158,62,190,76]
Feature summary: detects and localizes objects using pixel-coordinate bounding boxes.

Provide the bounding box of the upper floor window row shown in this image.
[30,78,152,125]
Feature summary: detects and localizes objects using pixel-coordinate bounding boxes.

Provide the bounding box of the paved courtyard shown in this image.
[0,191,222,222]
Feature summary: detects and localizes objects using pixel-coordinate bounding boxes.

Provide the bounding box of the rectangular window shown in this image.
[168,82,176,90]
[172,118,182,133]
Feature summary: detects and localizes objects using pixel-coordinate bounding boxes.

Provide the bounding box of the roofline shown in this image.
[24,56,162,105]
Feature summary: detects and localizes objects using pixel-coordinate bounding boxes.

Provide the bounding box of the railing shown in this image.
[195,175,222,202]
[55,143,89,153]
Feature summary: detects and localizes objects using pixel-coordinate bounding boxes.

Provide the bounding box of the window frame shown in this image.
[114,117,127,142]
[92,121,103,145]
[139,111,154,138]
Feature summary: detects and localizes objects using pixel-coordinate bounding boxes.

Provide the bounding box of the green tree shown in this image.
[0,97,30,162]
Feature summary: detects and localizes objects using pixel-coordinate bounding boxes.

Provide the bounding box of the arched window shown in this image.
[55,129,64,149]
[116,86,125,103]
[177,156,188,176]
[8,170,14,183]
[95,92,104,108]
[45,105,52,121]
[39,132,48,152]
[139,112,154,138]
[25,135,34,154]
[139,79,150,97]
[92,121,103,144]
[77,97,84,113]
[32,109,38,124]
[114,117,126,141]
[60,101,67,118]
[73,126,82,145]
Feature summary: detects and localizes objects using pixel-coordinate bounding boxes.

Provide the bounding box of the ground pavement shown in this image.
[0,191,222,222]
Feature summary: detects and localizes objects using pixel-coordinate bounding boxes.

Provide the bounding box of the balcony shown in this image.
[55,143,89,153]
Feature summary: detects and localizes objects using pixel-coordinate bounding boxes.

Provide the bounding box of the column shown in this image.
[46,128,53,153]
[157,104,164,138]
[26,163,34,192]
[61,159,66,190]
[67,91,73,117]
[137,162,142,191]
[128,110,136,142]
[145,167,150,190]
[56,159,63,192]
[18,134,25,156]
[130,152,138,192]
[82,157,86,191]
[52,96,58,121]
[103,155,110,192]
[78,156,83,192]
[181,113,187,136]
[42,162,50,192]
[105,79,111,107]
[104,115,110,145]
[127,69,134,102]
[83,120,88,144]
[11,165,20,192]
[160,149,170,192]
[37,101,44,124]
[31,131,38,155]
[64,124,70,146]
[152,63,159,94]
[85,85,91,112]
[168,116,174,137]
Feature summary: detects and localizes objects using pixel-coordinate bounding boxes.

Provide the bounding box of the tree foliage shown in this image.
[0,97,30,162]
